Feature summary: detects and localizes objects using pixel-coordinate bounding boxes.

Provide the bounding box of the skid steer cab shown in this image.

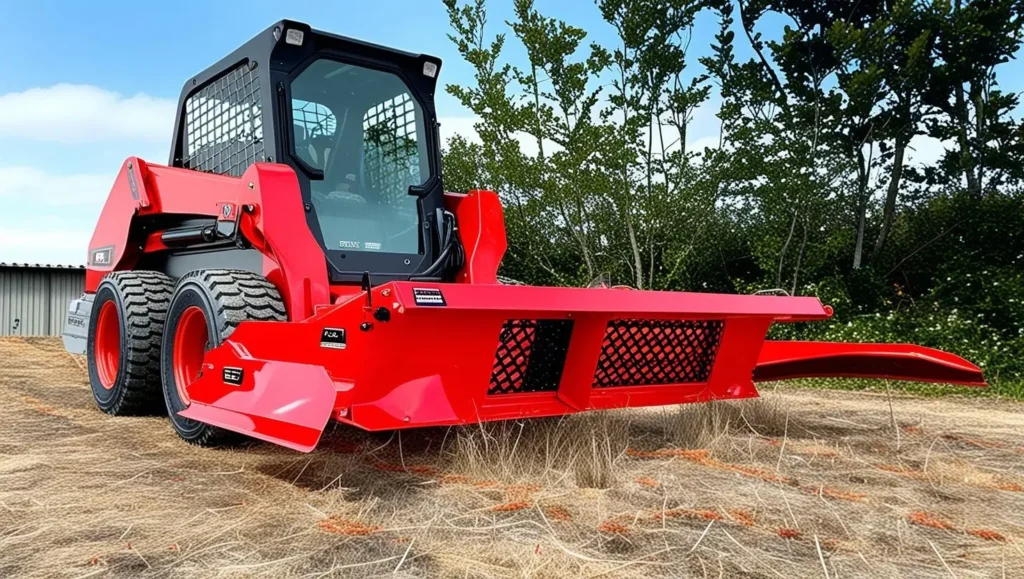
[63,20,985,453]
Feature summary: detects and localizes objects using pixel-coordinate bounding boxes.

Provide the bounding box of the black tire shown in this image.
[87,271,175,415]
[161,269,287,446]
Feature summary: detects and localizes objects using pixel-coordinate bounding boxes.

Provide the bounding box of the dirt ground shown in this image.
[1,337,1022,578]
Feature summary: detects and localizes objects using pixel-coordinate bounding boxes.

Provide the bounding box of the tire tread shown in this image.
[94,270,175,415]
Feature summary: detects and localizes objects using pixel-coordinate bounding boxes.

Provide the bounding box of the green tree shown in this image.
[922,0,1024,194]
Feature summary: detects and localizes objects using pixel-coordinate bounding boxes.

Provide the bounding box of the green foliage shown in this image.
[776,190,1024,389]
[440,0,1024,395]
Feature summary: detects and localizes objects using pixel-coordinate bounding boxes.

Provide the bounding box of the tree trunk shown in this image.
[790,219,808,296]
[974,83,986,194]
[626,213,644,289]
[853,147,869,269]
[679,109,688,157]
[872,137,907,259]
[954,82,980,194]
[531,63,545,163]
[776,209,798,288]
[649,233,656,290]
[739,0,789,114]
[620,42,643,290]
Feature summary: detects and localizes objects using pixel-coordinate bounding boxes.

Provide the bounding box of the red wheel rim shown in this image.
[172,306,208,406]
[94,300,120,390]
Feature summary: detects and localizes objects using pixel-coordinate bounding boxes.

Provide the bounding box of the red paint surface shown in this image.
[172,306,207,405]
[179,281,832,447]
[85,160,329,322]
[444,190,506,284]
[755,340,986,386]
[94,300,120,389]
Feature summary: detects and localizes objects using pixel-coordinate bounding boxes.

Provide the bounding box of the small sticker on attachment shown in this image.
[412,287,446,307]
[320,327,347,349]
[223,367,244,385]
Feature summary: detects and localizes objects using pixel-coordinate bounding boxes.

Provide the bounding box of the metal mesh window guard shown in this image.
[293,100,336,141]
[362,93,419,205]
[183,62,264,177]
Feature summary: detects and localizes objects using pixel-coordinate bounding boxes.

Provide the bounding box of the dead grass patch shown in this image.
[628,447,798,485]
[21,394,65,417]
[880,458,1024,493]
[728,509,756,527]
[597,520,630,535]
[942,432,1012,451]
[490,501,531,512]
[808,486,867,502]
[909,511,955,531]
[634,476,659,488]
[544,505,573,521]
[318,517,381,536]
[908,512,1012,543]
[967,528,1008,542]
[655,508,722,522]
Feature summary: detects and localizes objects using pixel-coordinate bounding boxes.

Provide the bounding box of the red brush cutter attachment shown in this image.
[177,283,984,452]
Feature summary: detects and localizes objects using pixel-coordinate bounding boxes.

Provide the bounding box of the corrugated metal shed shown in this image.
[0,263,86,336]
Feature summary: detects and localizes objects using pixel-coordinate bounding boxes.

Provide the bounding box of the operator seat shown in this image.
[321,147,368,207]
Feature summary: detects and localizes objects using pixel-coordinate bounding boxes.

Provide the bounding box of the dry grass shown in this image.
[660,391,793,453]
[443,410,630,489]
[1,337,1023,578]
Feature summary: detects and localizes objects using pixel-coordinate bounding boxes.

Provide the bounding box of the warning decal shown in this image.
[412,287,447,307]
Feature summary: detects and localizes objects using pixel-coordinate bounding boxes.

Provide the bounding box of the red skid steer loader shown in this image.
[62,21,984,452]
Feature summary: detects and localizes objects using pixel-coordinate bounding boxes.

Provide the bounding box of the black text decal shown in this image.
[222,367,244,385]
[320,327,347,349]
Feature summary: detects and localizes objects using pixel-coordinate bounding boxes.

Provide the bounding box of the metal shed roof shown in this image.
[0,263,86,270]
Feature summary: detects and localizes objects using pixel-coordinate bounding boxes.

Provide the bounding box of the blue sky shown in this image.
[0,0,1020,265]
[0,0,666,265]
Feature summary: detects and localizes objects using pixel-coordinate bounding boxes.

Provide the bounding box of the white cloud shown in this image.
[0,166,107,265]
[0,227,92,266]
[0,166,111,206]
[0,84,175,143]
[439,115,546,157]
[438,116,480,147]
[439,96,725,159]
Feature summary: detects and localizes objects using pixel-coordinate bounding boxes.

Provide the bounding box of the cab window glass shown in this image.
[290,60,430,255]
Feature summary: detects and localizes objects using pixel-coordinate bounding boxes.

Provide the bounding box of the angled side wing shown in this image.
[754,341,986,387]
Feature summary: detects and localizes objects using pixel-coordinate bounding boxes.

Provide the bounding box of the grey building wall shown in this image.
[0,264,86,336]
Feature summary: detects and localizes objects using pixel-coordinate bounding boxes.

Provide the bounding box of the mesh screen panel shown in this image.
[183,62,264,177]
[293,100,336,141]
[592,319,724,388]
[362,93,419,206]
[488,319,574,395]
